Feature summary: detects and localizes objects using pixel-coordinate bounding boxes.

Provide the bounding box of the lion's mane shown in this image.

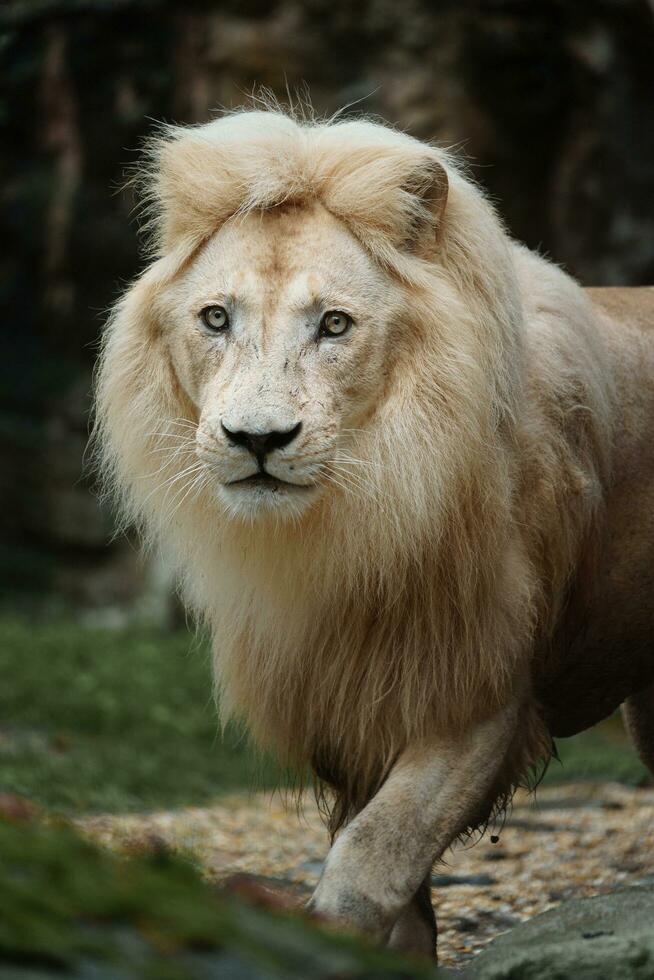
[95,108,613,830]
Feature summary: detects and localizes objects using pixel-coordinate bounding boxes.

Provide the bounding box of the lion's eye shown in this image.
[200,305,229,332]
[320,311,352,338]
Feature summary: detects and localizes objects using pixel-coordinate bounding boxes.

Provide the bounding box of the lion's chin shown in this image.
[218,476,320,521]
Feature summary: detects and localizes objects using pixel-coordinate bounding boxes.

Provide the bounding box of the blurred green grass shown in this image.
[0,617,648,815]
[0,617,284,814]
[548,711,649,786]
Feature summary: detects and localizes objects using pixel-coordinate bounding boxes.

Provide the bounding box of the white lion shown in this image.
[94,107,654,957]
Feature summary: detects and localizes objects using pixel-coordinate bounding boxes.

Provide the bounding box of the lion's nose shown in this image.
[221,421,302,464]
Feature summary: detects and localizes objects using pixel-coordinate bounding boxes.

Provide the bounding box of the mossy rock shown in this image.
[465,885,654,980]
[0,814,442,979]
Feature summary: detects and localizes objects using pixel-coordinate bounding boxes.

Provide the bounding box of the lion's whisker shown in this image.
[166,467,211,521]
[322,467,374,507]
[141,460,205,510]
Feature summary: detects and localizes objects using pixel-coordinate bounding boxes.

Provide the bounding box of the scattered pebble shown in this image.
[432,872,497,888]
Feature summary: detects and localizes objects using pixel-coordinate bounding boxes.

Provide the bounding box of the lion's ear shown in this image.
[148,134,240,253]
[144,112,305,254]
[399,156,449,254]
[319,140,449,261]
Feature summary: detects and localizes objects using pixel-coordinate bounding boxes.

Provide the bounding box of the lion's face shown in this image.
[159,202,401,520]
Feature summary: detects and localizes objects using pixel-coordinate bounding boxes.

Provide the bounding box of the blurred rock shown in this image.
[465,885,654,979]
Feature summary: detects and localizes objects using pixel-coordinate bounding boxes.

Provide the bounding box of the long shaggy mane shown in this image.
[94,103,613,833]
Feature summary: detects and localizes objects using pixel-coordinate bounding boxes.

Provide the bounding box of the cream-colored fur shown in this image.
[94,106,654,952]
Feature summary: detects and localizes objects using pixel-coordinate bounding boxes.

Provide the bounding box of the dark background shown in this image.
[2,0,654,620]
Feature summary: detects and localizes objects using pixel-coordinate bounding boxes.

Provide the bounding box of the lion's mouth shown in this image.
[226,472,313,491]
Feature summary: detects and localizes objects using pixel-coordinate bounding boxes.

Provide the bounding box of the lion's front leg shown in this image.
[386,874,437,957]
[309,702,519,952]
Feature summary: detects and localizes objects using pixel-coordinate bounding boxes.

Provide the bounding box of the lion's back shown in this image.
[586,286,654,334]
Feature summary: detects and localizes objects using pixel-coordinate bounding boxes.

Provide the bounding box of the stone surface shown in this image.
[465,885,654,980]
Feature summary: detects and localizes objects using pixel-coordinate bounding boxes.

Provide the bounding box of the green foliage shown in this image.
[547,714,649,786]
[0,618,284,814]
[0,816,440,979]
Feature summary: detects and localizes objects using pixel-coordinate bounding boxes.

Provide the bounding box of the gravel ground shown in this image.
[76,781,654,970]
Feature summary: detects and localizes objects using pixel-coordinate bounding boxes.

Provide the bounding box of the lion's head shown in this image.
[96,109,522,539]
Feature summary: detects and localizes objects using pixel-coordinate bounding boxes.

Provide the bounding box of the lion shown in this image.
[94,107,654,958]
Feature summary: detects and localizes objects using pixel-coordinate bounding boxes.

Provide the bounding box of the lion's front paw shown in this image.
[308,881,394,941]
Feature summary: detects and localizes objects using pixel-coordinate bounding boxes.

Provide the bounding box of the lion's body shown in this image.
[538,286,654,738]
[95,107,654,952]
